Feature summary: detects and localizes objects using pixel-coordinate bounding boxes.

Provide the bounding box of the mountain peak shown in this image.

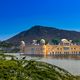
[6,25,80,45]
[30,25,58,31]
[32,25,44,28]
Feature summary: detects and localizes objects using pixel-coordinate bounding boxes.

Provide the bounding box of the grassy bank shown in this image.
[0,53,80,80]
[0,60,80,80]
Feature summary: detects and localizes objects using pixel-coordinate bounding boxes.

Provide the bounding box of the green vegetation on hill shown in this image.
[0,41,13,48]
[72,39,80,44]
[0,41,20,53]
[51,38,60,44]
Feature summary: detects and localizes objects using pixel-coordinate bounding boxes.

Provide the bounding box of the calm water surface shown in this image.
[38,56,80,75]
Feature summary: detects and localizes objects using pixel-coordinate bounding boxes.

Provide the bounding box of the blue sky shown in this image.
[0,0,80,40]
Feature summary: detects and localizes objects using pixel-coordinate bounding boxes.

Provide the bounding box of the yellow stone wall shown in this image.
[46,44,80,55]
[21,39,80,56]
[23,44,80,55]
[24,44,46,55]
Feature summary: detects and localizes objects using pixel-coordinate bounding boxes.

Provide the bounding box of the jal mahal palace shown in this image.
[20,39,80,56]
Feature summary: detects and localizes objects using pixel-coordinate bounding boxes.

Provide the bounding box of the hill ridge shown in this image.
[6,25,80,45]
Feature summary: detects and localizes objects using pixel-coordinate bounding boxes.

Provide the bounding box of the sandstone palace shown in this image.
[20,39,80,56]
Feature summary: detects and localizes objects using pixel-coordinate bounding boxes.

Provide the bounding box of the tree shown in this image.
[51,38,60,45]
[72,39,80,44]
[0,41,13,48]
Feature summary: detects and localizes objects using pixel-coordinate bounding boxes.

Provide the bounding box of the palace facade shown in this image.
[20,39,80,56]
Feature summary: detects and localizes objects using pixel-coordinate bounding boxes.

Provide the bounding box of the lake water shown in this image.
[21,55,80,75]
[29,55,80,75]
[38,57,80,75]
[4,53,80,75]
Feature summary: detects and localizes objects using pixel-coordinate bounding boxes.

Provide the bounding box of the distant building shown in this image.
[20,39,80,56]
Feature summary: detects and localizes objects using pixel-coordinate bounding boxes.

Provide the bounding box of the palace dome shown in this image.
[61,39,69,43]
[40,39,46,44]
[21,41,25,45]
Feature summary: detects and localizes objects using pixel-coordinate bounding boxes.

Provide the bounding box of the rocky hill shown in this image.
[6,25,80,45]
